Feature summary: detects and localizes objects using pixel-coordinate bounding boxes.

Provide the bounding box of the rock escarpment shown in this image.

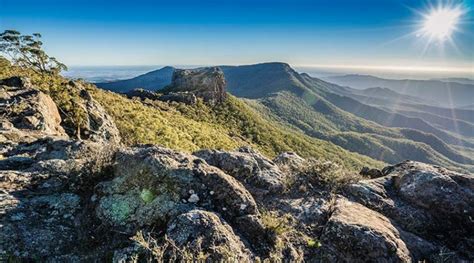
[160,67,227,105]
[1,76,473,262]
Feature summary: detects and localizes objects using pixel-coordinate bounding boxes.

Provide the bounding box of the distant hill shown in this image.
[96,62,308,98]
[433,77,474,85]
[93,62,474,172]
[459,104,474,110]
[324,74,474,108]
[97,66,175,92]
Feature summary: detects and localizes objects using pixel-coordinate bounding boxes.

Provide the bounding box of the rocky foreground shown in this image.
[0,75,473,262]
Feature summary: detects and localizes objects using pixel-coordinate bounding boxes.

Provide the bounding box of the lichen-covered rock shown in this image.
[164,67,226,105]
[194,147,287,194]
[0,187,83,259]
[320,198,437,262]
[96,146,259,232]
[167,209,252,262]
[393,161,473,219]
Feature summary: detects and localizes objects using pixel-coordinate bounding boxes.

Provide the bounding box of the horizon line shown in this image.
[65,63,474,74]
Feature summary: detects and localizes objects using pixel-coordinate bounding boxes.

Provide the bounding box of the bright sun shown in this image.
[422,6,462,41]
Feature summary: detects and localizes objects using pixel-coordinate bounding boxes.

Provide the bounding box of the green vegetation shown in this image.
[90,88,243,152]
[261,211,293,236]
[91,87,383,170]
[246,90,474,173]
[307,238,321,249]
[1,57,383,172]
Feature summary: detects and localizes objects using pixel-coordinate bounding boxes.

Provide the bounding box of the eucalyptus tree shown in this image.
[0,30,67,74]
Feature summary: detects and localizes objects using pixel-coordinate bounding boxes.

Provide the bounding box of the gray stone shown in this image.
[164,67,226,105]
[167,209,252,262]
[194,147,287,194]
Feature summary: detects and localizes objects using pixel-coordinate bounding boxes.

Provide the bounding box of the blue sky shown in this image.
[1,0,473,75]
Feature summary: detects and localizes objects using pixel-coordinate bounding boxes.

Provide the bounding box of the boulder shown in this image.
[167,209,252,262]
[345,161,474,260]
[164,67,226,105]
[392,161,473,220]
[273,152,305,170]
[0,78,67,143]
[194,147,287,195]
[320,198,437,262]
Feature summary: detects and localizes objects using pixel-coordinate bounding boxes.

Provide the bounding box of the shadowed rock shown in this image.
[158,91,197,105]
[125,88,161,101]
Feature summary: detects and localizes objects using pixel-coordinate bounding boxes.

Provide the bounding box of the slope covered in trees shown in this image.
[0,61,383,172]
[93,62,474,172]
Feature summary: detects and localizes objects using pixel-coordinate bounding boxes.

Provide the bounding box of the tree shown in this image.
[0,30,67,74]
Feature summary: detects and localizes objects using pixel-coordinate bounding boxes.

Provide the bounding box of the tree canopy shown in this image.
[0,30,67,74]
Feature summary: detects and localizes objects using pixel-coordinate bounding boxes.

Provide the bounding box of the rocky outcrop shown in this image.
[1,76,473,262]
[1,77,120,261]
[345,161,474,260]
[77,88,121,144]
[0,77,67,143]
[359,166,384,178]
[163,67,227,105]
[194,147,287,195]
[167,209,252,262]
[320,198,437,262]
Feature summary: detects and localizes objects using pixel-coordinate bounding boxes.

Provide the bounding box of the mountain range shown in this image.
[324,74,474,108]
[96,62,474,172]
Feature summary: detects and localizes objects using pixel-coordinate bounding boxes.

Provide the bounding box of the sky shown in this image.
[1,0,473,77]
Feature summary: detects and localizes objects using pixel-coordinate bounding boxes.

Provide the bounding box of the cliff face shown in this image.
[1,76,473,262]
[163,67,227,105]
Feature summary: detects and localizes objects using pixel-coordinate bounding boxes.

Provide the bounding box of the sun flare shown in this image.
[421,6,462,41]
